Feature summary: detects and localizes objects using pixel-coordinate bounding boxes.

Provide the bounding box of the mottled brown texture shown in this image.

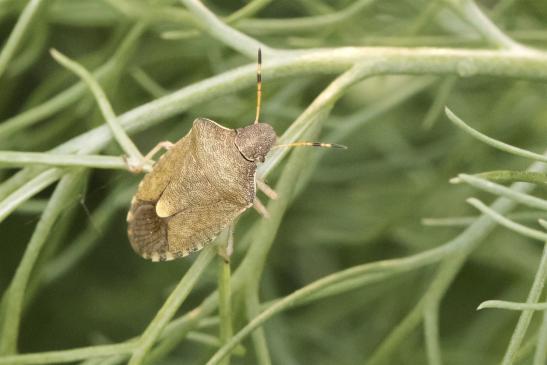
[235,123,276,162]
[127,118,277,261]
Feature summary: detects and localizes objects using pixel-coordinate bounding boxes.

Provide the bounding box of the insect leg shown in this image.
[226,224,235,257]
[253,197,270,219]
[217,224,235,262]
[256,179,278,200]
[125,141,175,173]
[144,141,175,161]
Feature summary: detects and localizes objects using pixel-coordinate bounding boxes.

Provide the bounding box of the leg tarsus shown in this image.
[144,141,174,161]
[124,155,144,174]
[256,179,278,200]
[253,197,270,219]
[124,141,174,174]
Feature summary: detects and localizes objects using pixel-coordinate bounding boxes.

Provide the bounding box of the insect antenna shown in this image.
[273,142,347,149]
[254,48,262,124]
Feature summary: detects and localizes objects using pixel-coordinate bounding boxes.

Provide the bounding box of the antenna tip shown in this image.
[258,48,262,62]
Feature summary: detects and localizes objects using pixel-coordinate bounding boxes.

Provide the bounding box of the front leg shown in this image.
[125,141,174,173]
[144,141,175,161]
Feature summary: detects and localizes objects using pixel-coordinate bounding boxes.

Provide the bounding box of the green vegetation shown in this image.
[1,0,547,364]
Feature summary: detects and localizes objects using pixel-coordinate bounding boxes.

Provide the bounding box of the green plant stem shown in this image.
[445,107,547,163]
[239,64,374,364]
[368,175,543,364]
[0,151,131,170]
[186,332,245,356]
[474,170,547,189]
[0,0,46,79]
[104,0,192,23]
[534,310,547,365]
[206,243,459,365]
[0,171,86,354]
[7,18,48,77]
[0,241,458,365]
[478,300,547,311]
[130,68,168,98]
[423,211,547,227]
[0,22,145,140]
[424,301,442,365]
[0,168,64,224]
[142,306,215,365]
[422,76,457,129]
[217,229,233,365]
[155,0,270,40]
[245,290,271,365]
[49,47,547,160]
[13,199,48,214]
[224,0,271,23]
[258,61,374,176]
[127,247,216,365]
[502,243,547,364]
[467,198,547,242]
[514,333,539,363]
[368,301,425,365]
[457,174,547,211]
[179,0,278,58]
[238,0,376,34]
[50,49,145,166]
[0,343,137,365]
[444,0,528,51]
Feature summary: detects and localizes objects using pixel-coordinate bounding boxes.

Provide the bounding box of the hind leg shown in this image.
[253,197,270,219]
[217,224,235,262]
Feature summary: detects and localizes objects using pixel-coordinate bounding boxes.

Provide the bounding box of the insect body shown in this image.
[127,49,344,262]
[127,119,276,261]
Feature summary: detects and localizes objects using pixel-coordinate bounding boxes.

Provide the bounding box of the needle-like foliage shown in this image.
[1,1,547,364]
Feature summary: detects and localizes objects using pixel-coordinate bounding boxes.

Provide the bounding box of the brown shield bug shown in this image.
[127,49,345,262]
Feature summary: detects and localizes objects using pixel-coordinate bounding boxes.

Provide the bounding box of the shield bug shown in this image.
[127,49,345,262]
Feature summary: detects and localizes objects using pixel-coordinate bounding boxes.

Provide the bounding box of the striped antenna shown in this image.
[254,48,262,124]
[273,142,347,149]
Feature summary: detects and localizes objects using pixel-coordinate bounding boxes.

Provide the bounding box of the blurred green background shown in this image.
[1,0,547,364]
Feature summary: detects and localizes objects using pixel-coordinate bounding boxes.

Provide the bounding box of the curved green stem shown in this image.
[179,0,279,58]
[473,170,547,189]
[467,198,547,242]
[445,107,547,163]
[127,247,216,365]
[0,151,131,170]
[50,49,145,165]
[0,0,46,79]
[457,174,547,211]
[478,300,547,311]
[0,172,86,354]
[502,243,547,364]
